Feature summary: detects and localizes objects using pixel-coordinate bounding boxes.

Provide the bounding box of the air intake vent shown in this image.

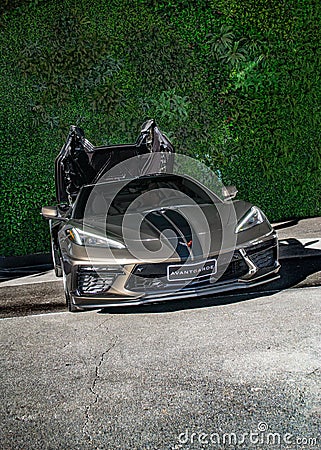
[77,267,122,294]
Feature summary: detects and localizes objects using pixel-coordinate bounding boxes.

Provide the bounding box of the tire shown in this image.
[55,265,63,277]
[51,239,63,277]
[65,289,82,313]
[62,262,83,313]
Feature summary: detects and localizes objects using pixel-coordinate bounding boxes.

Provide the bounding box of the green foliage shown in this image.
[0,0,320,256]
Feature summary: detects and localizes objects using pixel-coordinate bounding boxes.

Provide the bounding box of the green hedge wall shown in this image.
[1,0,320,256]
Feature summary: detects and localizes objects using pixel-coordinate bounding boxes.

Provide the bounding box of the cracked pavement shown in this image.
[1,284,320,449]
[83,337,119,444]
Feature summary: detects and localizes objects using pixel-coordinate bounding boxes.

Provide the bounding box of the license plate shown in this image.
[167,259,217,282]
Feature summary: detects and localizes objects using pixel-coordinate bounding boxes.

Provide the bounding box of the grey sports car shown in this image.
[42,120,280,312]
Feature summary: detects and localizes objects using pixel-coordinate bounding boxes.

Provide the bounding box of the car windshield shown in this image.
[72,175,217,219]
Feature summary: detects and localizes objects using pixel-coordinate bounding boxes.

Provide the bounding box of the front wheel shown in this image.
[55,265,63,277]
[51,239,63,277]
[62,262,84,313]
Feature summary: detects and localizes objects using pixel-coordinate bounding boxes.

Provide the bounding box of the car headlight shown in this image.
[235,206,265,233]
[66,228,125,249]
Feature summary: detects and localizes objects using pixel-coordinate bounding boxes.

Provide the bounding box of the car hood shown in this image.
[55,119,174,206]
[68,195,273,261]
[69,201,264,257]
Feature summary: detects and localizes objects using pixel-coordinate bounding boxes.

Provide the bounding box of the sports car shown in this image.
[42,120,280,311]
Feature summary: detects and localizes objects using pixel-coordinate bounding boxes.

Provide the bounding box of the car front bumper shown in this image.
[67,232,280,309]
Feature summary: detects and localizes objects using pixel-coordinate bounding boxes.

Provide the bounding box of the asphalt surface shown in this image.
[1,286,320,449]
[0,217,320,449]
[274,217,320,240]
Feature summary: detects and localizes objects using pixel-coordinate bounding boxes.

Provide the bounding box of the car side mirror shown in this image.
[41,206,66,221]
[222,185,238,200]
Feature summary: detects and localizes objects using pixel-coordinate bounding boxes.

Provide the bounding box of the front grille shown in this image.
[126,238,278,293]
[77,267,122,295]
[126,251,249,292]
[132,263,169,278]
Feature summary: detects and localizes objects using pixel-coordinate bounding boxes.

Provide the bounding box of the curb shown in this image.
[0,253,53,280]
[0,253,52,269]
